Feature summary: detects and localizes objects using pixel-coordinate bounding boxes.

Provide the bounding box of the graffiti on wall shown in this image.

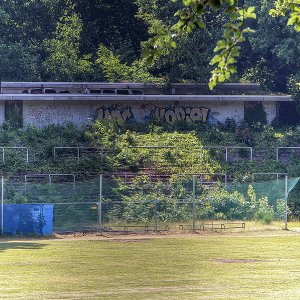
[154,107,209,125]
[96,106,133,127]
[95,105,210,126]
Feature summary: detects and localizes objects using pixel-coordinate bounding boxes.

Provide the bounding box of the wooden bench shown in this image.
[102,225,169,233]
[202,222,245,231]
[222,222,245,230]
[179,222,245,231]
[179,224,202,231]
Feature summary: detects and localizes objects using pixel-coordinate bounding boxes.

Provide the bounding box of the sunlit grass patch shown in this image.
[0,231,300,299]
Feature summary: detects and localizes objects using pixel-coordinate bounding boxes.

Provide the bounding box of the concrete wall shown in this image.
[263,102,277,124]
[18,99,278,127]
[23,101,93,127]
[22,100,247,127]
[0,102,5,125]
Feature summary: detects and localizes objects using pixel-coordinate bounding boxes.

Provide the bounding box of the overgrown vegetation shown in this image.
[0,121,300,223]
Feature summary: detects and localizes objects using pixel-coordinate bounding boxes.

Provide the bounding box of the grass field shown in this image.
[2,227,300,299]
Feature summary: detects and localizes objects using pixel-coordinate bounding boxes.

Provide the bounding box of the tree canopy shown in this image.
[0,0,298,93]
[140,0,300,90]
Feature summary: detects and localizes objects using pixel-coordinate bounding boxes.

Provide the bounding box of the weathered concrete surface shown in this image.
[263,102,278,124]
[0,82,262,95]
[22,100,249,127]
[23,101,92,127]
[0,102,5,125]
[0,94,292,102]
[3,95,288,127]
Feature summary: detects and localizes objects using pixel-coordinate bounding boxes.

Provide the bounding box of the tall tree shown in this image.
[75,0,148,61]
[141,0,300,89]
[238,0,300,92]
[43,2,94,81]
[0,0,65,81]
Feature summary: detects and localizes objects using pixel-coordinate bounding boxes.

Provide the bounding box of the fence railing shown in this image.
[276,147,300,161]
[0,172,291,234]
[200,146,253,162]
[24,174,76,190]
[53,147,104,163]
[0,147,29,163]
[0,145,300,167]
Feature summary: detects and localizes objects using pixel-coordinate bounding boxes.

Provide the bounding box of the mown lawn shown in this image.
[1,231,300,299]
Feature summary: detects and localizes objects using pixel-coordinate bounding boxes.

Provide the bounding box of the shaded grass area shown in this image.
[1,233,300,299]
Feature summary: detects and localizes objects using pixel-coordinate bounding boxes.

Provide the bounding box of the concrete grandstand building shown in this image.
[0,82,291,127]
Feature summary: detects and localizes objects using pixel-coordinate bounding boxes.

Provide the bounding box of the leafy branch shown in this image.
[209,6,256,89]
[142,0,300,90]
[142,0,256,89]
[270,0,300,32]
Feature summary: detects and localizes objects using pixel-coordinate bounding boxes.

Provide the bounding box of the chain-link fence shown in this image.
[0,173,298,234]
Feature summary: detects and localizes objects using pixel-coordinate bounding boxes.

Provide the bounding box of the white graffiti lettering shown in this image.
[96,106,133,127]
[154,107,209,125]
[95,105,209,126]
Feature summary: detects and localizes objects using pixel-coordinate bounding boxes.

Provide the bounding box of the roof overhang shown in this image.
[0,94,292,102]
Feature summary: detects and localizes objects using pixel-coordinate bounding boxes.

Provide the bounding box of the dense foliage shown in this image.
[0,121,299,223]
[0,1,298,93]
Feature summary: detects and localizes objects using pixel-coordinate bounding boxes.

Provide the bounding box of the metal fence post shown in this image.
[77,148,80,163]
[98,174,103,233]
[225,147,228,162]
[154,200,158,232]
[26,148,29,163]
[192,175,196,232]
[100,148,104,162]
[200,147,203,162]
[1,176,3,235]
[285,175,288,230]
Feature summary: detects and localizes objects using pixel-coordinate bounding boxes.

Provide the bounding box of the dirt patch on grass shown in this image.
[214,258,265,264]
[102,238,152,243]
[49,228,300,241]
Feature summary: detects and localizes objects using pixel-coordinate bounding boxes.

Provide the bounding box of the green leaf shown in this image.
[210,55,222,65]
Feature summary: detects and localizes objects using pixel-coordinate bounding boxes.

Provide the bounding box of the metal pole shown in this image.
[276,148,279,161]
[100,148,104,162]
[225,147,228,162]
[98,174,103,233]
[1,177,3,235]
[77,148,80,163]
[192,175,196,232]
[72,175,76,190]
[2,148,4,163]
[200,147,203,162]
[53,148,56,162]
[250,147,253,162]
[285,175,288,230]
[26,148,29,163]
[154,200,158,232]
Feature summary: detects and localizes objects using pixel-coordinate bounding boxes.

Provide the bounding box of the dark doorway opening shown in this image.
[278,102,300,125]
[5,100,23,128]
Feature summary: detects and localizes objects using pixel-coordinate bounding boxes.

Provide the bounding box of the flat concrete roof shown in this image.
[1,82,260,89]
[0,94,291,102]
[1,82,155,89]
